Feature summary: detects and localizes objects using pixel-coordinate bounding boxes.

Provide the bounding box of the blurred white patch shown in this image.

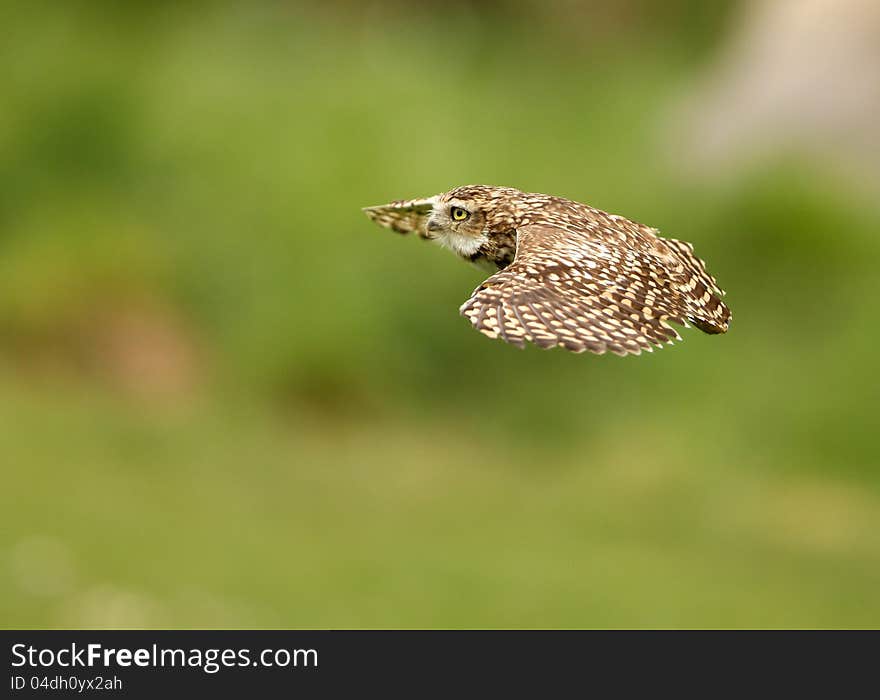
[61,584,165,629]
[669,0,880,184]
[9,535,77,598]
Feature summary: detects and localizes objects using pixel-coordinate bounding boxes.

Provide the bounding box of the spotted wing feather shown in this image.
[660,236,730,334]
[362,196,439,238]
[460,223,710,355]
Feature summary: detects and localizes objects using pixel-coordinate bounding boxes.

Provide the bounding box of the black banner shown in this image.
[2,630,873,696]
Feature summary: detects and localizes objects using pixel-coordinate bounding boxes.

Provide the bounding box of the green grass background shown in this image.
[1,0,878,628]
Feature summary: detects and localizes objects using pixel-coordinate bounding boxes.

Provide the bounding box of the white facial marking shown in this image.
[428,200,486,259]
[438,230,487,258]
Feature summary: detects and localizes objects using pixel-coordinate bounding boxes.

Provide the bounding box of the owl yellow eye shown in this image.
[451,206,469,221]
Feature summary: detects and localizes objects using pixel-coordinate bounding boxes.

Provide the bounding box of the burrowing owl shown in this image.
[363,185,730,355]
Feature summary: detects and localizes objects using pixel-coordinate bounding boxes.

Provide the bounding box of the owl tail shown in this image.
[687,290,731,335]
[661,237,731,335]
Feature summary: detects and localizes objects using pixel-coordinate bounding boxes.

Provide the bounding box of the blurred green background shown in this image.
[2,0,879,629]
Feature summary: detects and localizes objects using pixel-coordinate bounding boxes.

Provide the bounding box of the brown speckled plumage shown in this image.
[363,185,730,356]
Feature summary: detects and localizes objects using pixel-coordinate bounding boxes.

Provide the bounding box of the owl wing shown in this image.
[362,196,440,238]
[459,223,696,356]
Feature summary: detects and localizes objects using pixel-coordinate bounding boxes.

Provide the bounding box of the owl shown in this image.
[363,185,730,356]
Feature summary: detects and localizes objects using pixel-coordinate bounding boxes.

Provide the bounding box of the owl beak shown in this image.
[425,217,442,238]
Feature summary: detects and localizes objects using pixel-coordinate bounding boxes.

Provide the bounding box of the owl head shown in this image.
[363,185,522,257]
[425,189,492,242]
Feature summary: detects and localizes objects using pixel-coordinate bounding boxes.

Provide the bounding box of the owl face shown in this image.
[425,194,489,258]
